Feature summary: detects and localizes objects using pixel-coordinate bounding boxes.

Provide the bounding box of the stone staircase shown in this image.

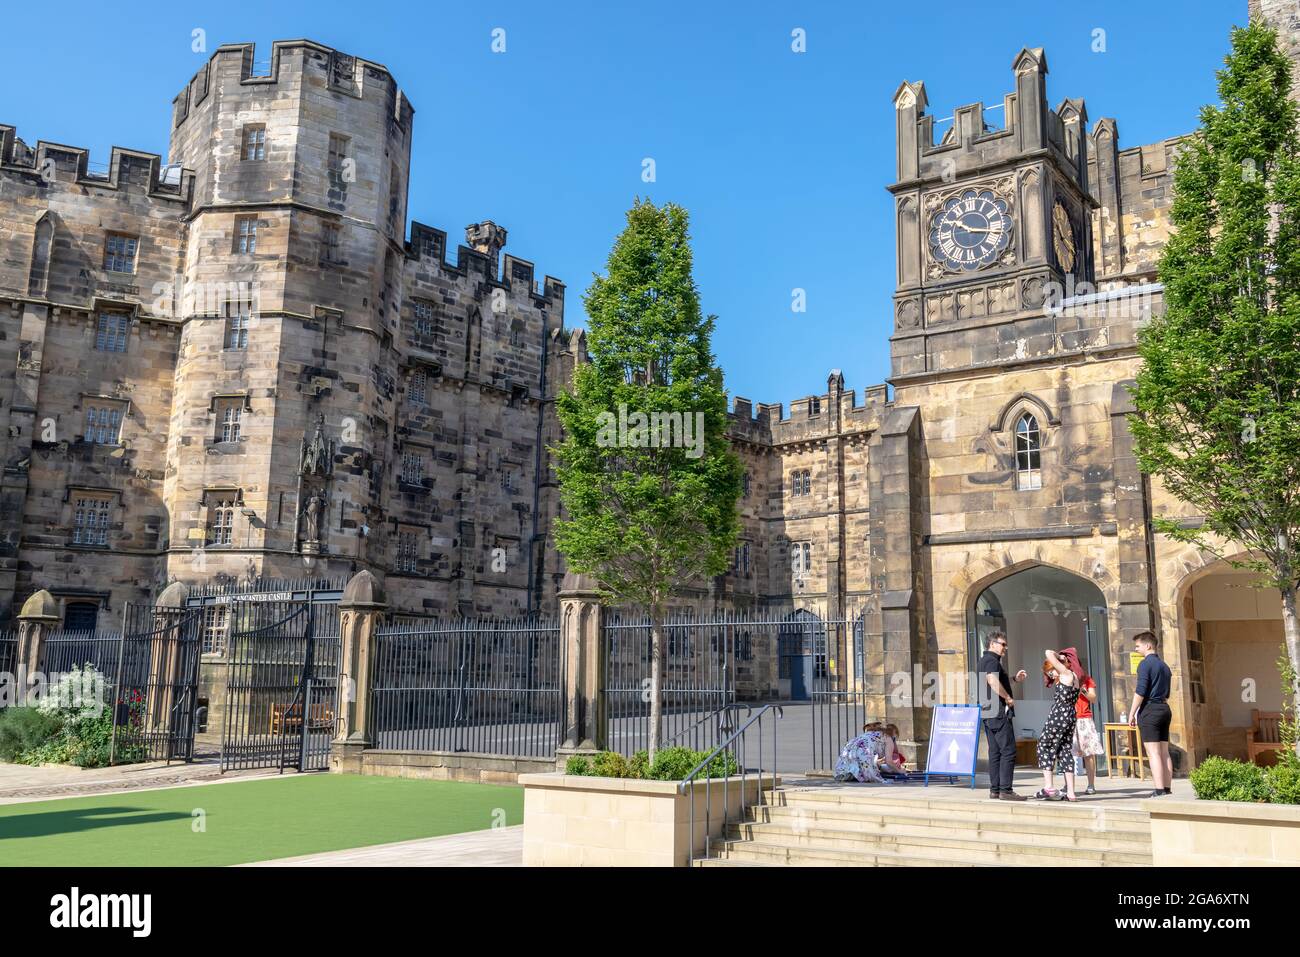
[696,787,1153,867]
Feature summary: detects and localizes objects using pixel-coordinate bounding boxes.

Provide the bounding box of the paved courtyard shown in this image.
[243,825,523,867]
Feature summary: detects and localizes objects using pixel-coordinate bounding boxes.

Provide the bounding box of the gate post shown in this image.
[558,571,606,762]
[331,570,386,774]
[146,582,190,730]
[17,589,60,675]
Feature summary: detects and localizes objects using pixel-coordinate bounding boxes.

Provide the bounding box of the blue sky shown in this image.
[2,0,1243,406]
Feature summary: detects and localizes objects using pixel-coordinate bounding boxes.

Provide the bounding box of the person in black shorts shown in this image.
[1127,631,1173,798]
[978,631,1028,801]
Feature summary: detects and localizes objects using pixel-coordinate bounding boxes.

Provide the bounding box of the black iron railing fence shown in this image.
[602,608,866,761]
[1,606,204,764]
[371,616,563,758]
[680,704,784,866]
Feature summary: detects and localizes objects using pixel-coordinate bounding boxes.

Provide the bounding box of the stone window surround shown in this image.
[240,124,267,162]
[500,459,522,494]
[102,231,139,274]
[396,440,433,491]
[224,310,251,350]
[408,366,428,405]
[200,487,244,547]
[320,221,343,264]
[1014,411,1043,491]
[233,214,259,255]
[202,603,229,656]
[733,540,752,575]
[78,392,132,444]
[394,523,424,574]
[791,540,813,575]
[82,400,127,446]
[209,393,252,444]
[94,311,132,352]
[64,486,121,548]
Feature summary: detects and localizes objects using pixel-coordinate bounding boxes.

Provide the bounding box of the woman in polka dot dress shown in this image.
[1035,648,1080,802]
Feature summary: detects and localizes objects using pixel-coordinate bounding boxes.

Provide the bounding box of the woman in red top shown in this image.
[1072,671,1104,795]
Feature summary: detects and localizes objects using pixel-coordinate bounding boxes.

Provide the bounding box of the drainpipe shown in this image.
[526,311,551,613]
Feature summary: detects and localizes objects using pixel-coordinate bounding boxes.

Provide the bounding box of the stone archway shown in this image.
[1172,554,1287,766]
[966,563,1114,747]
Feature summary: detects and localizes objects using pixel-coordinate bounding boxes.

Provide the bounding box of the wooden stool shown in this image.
[1104,723,1147,779]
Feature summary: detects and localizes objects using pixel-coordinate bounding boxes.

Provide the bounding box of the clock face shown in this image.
[1052,200,1076,273]
[929,189,1012,271]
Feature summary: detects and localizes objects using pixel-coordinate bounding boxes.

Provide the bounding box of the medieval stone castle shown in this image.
[2,0,1297,763]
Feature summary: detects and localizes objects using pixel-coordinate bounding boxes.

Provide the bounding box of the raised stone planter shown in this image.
[1146,799,1300,866]
[520,772,778,867]
[354,749,555,785]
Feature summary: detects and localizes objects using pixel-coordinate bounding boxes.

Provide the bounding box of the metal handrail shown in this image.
[664,702,753,749]
[678,704,783,867]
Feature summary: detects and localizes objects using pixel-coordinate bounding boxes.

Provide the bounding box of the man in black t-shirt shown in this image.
[1128,631,1174,798]
[979,631,1028,800]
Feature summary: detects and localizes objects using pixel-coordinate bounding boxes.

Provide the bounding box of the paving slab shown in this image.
[241,825,524,867]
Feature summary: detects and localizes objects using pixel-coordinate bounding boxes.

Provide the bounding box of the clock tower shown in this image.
[888,48,1095,381]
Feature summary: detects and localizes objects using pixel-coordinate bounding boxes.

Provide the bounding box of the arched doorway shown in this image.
[779,609,827,701]
[968,565,1113,750]
[1178,563,1287,766]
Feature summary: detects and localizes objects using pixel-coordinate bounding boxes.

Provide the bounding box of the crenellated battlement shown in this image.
[0,125,193,202]
[407,220,565,308]
[727,372,891,447]
[891,47,1089,195]
[171,40,415,134]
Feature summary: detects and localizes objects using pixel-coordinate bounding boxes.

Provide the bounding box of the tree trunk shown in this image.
[648,605,664,764]
[1281,585,1300,758]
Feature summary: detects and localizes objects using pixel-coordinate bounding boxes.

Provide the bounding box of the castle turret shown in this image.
[163,40,416,583]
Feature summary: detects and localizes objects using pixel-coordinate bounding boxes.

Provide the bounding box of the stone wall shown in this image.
[0,40,566,627]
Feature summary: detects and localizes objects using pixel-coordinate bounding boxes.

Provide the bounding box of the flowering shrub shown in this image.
[0,664,147,767]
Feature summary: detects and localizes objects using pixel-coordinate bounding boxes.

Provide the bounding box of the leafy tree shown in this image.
[1130,22,1300,753]
[553,199,743,761]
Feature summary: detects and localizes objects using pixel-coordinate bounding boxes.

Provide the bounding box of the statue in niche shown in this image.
[302,490,325,545]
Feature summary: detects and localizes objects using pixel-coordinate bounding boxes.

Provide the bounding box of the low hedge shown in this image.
[1190,754,1300,804]
[565,746,740,782]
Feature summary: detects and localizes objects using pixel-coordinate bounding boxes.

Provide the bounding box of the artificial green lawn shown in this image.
[0,775,524,866]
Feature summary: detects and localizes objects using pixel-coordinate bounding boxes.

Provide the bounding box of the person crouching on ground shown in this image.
[833,722,888,784]
[1035,649,1081,801]
[1070,656,1105,795]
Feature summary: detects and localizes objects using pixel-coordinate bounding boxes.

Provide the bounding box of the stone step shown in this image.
[752,804,1153,848]
[726,820,1152,866]
[767,788,1151,828]
[710,839,996,867]
[692,857,775,867]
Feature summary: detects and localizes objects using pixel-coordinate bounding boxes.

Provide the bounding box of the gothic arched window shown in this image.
[1015,412,1042,490]
[28,216,52,295]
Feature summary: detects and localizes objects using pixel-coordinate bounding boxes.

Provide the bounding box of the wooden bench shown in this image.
[269,701,335,736]
[1247,710,1286,767]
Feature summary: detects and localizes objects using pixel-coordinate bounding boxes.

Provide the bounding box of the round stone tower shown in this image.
[162,41,415,583]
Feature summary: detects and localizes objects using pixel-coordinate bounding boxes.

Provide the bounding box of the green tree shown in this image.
[553,199,743,761]
[1130,22,1300,754]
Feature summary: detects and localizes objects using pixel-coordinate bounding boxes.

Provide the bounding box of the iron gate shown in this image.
[220,599,340,772]
[10,604,204,763]
[110,603,205,763]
